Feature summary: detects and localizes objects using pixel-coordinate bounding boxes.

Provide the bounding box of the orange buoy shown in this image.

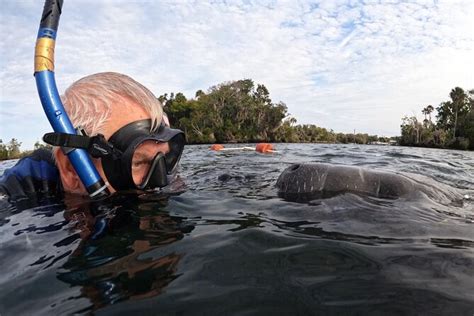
[210,144,225,151]
[255,143,274,153]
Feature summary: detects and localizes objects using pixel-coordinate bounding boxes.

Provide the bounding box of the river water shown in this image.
[0,144,473,315]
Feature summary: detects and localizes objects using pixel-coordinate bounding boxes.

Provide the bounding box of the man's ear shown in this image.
[54,149,84,194]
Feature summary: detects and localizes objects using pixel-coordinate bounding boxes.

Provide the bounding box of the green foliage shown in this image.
[0,139,54,160]
[0,138,22,160]
[401,87,474,150]
[160,79,389,145]
[0,140,7,160]
[161,79,288,143]
[9,81,469,161]
[34,141,53,151]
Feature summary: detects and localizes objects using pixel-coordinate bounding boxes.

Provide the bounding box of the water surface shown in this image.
[0,144,473,315]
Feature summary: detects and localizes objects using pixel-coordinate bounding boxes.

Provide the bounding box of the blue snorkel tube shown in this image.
[35,0,109,198]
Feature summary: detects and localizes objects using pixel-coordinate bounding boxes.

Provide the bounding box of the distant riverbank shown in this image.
[2,81,472,161]
[2,137,473,162]
[400,87,473,151]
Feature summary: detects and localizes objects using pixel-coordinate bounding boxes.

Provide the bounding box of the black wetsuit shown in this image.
[0,148,61,208]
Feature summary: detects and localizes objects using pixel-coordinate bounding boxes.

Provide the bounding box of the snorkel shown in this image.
[34,0,110,198]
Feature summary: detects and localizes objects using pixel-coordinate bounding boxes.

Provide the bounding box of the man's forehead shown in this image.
[103,100,152,139]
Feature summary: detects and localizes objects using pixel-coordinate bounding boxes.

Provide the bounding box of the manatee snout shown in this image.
[276,164,331,201]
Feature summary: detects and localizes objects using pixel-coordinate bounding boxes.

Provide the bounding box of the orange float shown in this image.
[210,143,277,153]
[255,143,274,153]
[210,144,225,151]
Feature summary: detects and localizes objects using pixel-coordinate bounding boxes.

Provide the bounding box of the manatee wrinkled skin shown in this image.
[276,163,461,203]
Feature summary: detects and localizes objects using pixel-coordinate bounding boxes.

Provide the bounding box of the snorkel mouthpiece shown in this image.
[35,0,109,198]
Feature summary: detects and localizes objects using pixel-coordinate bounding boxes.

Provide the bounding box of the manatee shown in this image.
[276,163,463,203]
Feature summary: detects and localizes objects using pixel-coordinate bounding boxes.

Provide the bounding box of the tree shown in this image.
[456,89,474,149]
[401,86,472,149]
[157,93,168,105]
[436,87,471,148]
[34,141,52,151]
[422,105,434,125]
[449,87,469,138]
[159,79,290,143]
[400,116,423,145]
[7,138,22,158]
[0,139,8,160]
[195,89,205,99]
[0,138,23,160]
[426,105,434,123]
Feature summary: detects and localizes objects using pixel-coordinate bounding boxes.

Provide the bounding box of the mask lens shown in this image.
[131,140,170,187]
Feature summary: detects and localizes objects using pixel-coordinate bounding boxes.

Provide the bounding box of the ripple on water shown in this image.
[0,144,473,315]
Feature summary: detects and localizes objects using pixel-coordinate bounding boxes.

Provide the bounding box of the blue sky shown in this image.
[0,0,473,149]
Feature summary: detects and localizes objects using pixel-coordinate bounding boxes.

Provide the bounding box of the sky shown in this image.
[0,0,473,150]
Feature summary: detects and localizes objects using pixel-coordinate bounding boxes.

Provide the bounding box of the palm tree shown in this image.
[426,105,434,123]
[422,105,434,125]
[422,107,428,121]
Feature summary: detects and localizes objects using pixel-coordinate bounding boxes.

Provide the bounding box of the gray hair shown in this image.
[61,72,163,136]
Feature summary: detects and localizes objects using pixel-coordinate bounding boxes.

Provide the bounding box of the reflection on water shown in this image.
[0,144,473,315]
[56,196,191,313]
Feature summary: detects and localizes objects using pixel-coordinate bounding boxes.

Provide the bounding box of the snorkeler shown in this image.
[0,72,185,205]
[1,1,185,205]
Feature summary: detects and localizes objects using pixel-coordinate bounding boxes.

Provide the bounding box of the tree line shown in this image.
[160,79,393,145]
[5,78,357,161]
[400,87,474,150]
[0,139,51,160]
[4,80,470,161]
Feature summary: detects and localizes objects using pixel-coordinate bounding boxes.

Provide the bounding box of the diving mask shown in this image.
[43,119,185,192]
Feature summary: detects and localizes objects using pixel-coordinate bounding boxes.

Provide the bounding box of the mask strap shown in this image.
[43,132,122,159]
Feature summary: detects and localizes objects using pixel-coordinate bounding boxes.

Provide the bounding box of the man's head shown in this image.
[54,72,183,195]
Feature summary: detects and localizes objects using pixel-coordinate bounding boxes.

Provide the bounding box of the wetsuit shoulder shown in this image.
[0,148,60,203]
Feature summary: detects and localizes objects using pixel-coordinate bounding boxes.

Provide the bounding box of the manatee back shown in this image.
[277,163,419,200]
[277,163,464,204]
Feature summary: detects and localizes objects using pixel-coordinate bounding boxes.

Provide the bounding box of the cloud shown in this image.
[0,0,473,149]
